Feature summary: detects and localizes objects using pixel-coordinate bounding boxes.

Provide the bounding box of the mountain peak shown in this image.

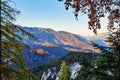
[18,26,100,68]
[21,26,95,51]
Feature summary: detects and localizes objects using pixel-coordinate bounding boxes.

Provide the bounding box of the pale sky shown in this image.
[14,0,108,36]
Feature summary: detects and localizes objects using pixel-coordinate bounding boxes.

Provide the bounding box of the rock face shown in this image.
[69,62,82,79]
[41,67,57,80]
[32,52,97,80]
[41,62,82,80]
[18,26,96,68]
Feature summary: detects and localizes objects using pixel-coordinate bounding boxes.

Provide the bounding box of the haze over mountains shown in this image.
[88,32,109,46]
[18,26,108,68]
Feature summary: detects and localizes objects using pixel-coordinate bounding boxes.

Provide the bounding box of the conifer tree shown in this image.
[59,61,70,80]
[79,26,120,80]
[58,0,120,79]
[1,0,38,80]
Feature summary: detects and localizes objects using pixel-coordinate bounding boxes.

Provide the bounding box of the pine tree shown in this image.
[58,61,70,80]
[77,26,120,80]
[79,26,120,80]
[1,0,38,80]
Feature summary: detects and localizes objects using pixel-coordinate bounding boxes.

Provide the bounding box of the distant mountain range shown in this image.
[88,32,109,46]
[18,26,108,68]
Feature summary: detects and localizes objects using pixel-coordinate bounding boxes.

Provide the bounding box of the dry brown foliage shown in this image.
[59,0,120,34]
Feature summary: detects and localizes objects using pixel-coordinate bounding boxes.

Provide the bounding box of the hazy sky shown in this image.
[14,0,108,36]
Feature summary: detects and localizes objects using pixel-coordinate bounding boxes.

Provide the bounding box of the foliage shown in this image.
[1,0,38,80]
[58,1,120,78]
[32,52,96,79]
[58,61,70,80]
[78,26,120,80]
[58,0,120,34]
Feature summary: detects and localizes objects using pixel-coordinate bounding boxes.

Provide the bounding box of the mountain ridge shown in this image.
[18,26,108,68]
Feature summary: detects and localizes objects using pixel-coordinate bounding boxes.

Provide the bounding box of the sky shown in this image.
[14,0,108,36]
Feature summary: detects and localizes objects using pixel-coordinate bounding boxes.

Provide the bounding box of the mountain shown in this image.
[18,26,96,68]
[88,32,109,46]
[89,33,108,41]
[22,27,94,50]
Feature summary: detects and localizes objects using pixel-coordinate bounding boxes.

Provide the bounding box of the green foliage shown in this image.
[58,61,70,80]
[78,26,120,80]
[1,0,38,80]
[32,52,96,79]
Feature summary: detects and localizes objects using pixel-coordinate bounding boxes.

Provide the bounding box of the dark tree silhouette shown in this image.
[78,26,120,80]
